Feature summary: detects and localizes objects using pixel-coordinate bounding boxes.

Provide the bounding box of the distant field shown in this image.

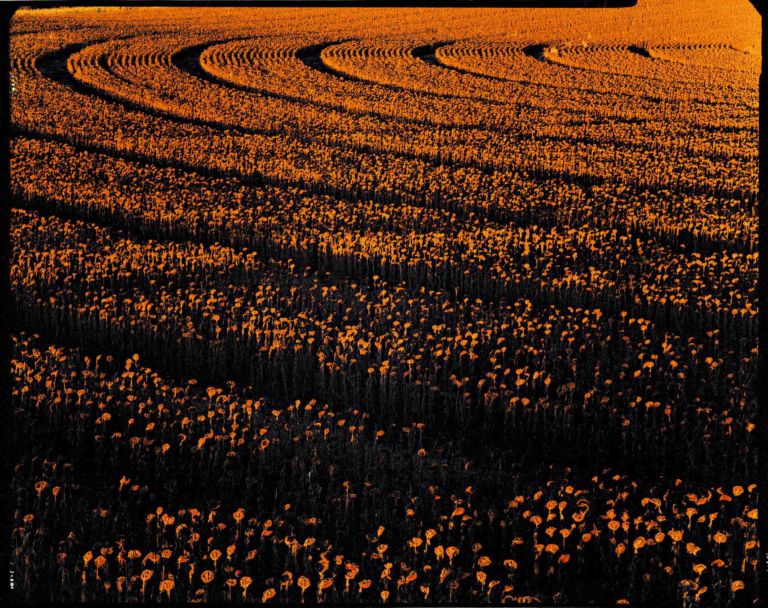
[8,1,759,604]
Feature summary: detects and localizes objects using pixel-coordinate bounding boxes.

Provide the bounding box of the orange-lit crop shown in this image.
[8,1,758,605]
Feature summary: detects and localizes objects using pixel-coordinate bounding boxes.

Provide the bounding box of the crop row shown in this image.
[12,209,757,481]
[10,335,758,604]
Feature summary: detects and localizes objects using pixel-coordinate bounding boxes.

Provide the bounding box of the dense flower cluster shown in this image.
[11,337,759,604]
[11,209,757,483]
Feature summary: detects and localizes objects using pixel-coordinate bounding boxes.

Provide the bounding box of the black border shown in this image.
[0,1,763,605]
